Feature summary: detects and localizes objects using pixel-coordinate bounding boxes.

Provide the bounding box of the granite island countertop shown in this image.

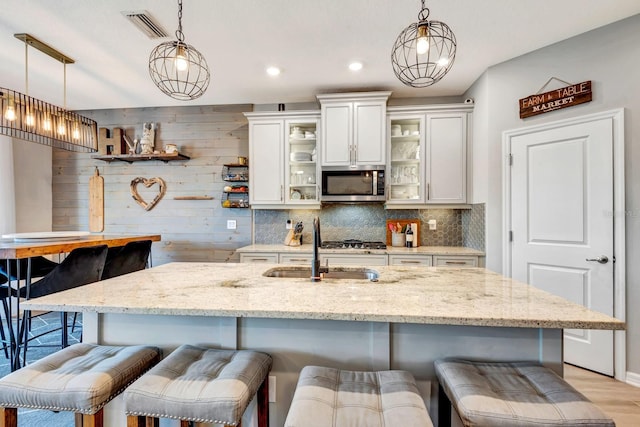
[23,262,622,330]
[236,244,485,256]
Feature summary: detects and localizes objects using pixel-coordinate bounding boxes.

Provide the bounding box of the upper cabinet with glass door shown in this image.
[386,104,472,208]
[244,110,320,209]
[286,118,320,204]
[387,115,425,204]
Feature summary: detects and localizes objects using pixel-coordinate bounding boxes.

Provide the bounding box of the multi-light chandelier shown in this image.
[391,0,457,88]
[148,0,210,100]
[0,34,98,152]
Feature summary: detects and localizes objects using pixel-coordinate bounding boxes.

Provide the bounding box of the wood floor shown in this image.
[564,364,640,426]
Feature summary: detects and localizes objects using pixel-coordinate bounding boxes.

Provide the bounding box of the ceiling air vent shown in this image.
[122,10,169,39]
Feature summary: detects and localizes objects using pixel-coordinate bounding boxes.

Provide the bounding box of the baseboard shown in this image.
[626,371,640,388]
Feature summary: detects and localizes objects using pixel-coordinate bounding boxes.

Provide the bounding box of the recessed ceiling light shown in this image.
[266,66,281,76]
[349,62,363,71]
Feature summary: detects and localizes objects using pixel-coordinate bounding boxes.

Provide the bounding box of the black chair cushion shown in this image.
[101,240,152,280]
[20,245,108,299]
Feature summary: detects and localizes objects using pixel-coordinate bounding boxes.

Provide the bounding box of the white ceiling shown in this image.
[1,0,639,111]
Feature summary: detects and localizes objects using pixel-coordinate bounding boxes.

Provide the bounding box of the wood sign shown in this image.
[519,80,592,119]
[130,177,166,211]
[88,168,104,232]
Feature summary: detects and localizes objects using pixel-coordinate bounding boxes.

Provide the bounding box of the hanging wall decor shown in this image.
[130,177,166,211]
[519,79,592,119]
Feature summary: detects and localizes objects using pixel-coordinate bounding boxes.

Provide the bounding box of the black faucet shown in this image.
[311,217,328,281]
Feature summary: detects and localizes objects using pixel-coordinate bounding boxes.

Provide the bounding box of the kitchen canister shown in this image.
[391,232,406,247]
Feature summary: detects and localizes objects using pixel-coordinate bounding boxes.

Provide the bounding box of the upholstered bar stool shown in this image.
[435,359,616,427]
[284,365,433,427]
[124,344,272,427]
[0,343,161,427]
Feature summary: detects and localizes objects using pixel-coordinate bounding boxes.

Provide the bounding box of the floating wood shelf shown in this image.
[92,152,190,163]
[173,196,214,200]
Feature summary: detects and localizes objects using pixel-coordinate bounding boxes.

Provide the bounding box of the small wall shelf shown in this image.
[92,152,190,163]
[222,164,249,208]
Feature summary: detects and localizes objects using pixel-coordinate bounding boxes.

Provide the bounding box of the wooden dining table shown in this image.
[0,233,161,370]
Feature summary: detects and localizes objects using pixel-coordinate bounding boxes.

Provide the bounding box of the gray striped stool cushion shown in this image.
[435,359,615,427]
[123,344,272,425]
[284,366,433,427]
[0,343,161,414]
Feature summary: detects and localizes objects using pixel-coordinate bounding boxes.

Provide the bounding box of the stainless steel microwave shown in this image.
[321,167,386,202]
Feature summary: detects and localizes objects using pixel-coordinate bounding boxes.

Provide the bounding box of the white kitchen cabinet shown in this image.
[386,105,472,207]
[239,253,279,263]
[388,254,432,266]
[318,92,390,167]
[245,111,320,209]
[319,254,388,266]
[426,113,467,204]
[279,253,313,264]
[248,119,283,205]
[433,255,478,267]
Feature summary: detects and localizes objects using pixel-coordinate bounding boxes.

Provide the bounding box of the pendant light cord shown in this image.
[63,61,67,109]
[24,41,29,95]
[176,0,185,42]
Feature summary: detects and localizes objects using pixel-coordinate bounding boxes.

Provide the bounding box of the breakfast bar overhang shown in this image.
[23,262,624,427]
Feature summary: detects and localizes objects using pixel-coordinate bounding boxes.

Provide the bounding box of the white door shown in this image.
[510,117,614,375]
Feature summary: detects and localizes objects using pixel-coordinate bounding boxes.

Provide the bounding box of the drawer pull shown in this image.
[401,260,422,264]
[287,258,309,262]
[252,258,270,262]
[444,261,468,265]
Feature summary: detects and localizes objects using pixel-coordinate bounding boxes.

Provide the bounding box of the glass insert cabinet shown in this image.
[286,119,319,203]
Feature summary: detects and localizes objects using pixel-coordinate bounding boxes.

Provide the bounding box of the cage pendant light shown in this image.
[149,0,210,100]
[391,0,456,88]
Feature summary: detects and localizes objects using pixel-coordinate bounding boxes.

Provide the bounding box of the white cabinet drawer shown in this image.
[239,253,279,263]
[279,254,313,264]
[433,256,478,267]
[320,254,388,266]
[388,255,432,266]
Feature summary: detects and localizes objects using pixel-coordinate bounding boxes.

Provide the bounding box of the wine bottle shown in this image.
[405,224,414,248]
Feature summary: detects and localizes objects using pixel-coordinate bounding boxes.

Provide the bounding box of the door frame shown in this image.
[502,109,626,381]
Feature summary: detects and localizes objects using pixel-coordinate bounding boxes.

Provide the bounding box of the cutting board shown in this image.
[386,219,420,247]
[89,168,104,232]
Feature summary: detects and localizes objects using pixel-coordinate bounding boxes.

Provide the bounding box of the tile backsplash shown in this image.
[254,203,485,250]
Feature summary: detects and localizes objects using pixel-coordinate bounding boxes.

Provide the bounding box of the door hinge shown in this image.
[509,153,513,166]
[509,230,513,242]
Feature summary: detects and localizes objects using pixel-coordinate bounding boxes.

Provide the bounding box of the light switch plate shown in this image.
[226,220,237,230]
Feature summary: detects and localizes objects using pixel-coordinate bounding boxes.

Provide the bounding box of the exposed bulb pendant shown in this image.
[391,0,457,88]
[4,102,16,121]
[175,44,189,71]
[23,41,35,127]
[416,25,429,54]
[149,0,210,100]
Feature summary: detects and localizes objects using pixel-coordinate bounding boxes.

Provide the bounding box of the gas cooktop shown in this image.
[321,239,387,250]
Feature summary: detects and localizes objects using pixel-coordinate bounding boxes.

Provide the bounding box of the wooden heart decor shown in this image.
[130,177,166,211]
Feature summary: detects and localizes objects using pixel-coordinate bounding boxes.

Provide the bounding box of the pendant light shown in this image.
[148,0,210,100]
[0,34,97,152]
[391,0,456,88]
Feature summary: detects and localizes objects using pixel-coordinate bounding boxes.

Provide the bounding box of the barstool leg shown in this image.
[438,382,452,427]
[126,416,158,427]
[257,375,269,427]
[0,407,17,427]
[74,409,103,427]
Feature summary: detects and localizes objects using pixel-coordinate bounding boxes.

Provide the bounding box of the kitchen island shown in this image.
[23,262,623,427]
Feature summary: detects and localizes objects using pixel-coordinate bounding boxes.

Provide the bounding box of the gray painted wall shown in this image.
[465,14,640,374]
[52,104,252,265]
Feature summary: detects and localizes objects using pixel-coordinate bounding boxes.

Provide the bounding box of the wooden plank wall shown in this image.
[52,104,252,265]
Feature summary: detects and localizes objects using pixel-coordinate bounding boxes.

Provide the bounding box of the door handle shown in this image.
[586,255,609,264]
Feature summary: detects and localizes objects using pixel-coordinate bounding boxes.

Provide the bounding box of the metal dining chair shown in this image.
[101,240,152,280]
[0,256,59,282]
[0,245,108,367]
[69,240,152,335]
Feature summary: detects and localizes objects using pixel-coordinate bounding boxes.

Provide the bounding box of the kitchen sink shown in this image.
[263,267,379,281]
